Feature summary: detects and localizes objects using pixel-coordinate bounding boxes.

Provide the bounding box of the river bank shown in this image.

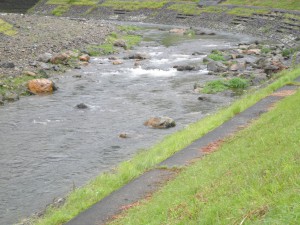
[0,13,114,103]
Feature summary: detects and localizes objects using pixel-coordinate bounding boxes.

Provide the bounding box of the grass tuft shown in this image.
[202,78,249,94]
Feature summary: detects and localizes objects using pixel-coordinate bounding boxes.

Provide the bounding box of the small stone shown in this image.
[119,133,129,138]
[23,71,37,76]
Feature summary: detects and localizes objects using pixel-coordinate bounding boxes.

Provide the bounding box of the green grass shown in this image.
[0,19,17,36]
[29,67,300,225]
[167,4,226,15]
[202,80,228,94]
[227,7,270,16]
[51,5,69,16]
[100,0,168,11]
[223,0,300,11]
[86,28,142,56]
[208,50,225,61]
[202,78,249,94]
[167,3,202,15]
[0,75,43,96]
[110,87,300,225]
[47,0,98,6]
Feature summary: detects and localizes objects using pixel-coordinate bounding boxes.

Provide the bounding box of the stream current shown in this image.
[0,24,254,224]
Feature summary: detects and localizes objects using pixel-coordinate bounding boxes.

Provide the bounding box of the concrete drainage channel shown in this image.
[66,77,300,225]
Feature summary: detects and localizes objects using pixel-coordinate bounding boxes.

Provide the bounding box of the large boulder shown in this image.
[144,117,176,129]
[207,61,227,72]
[27,79,56,95]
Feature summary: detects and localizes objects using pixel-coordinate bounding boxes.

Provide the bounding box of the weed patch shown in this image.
[202,78,249,94]
[0,19,17,36]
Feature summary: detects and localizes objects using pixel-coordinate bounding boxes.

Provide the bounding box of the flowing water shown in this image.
[0,24,254,224]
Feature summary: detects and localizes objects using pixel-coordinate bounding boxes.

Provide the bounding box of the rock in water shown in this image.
[79,54,90,62]
[127,52,150,60]
[76,103,88,109]
[144,117,176,129]
[27,79,56,95]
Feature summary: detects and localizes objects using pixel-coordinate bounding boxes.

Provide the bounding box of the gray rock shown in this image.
[76,103,88,109]
[207,61,227,72]
[3,92,19,102]
[0,95,4,105]
[52,65,60,71]
[37,53,53,63]
[38,62,51,70]
[0,62,15,68]
[223,55,233,61]
[127,52,150,60]
[174,65,197,71]
[198,96,211,101]
[192,52,205,56]
[114,39,127,49]
[203,57,213,63]
[144,117,176,129]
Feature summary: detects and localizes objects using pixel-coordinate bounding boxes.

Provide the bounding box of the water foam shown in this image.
[126,66,177,77]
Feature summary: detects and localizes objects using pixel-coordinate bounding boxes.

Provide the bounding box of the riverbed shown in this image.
[0,24,254,224]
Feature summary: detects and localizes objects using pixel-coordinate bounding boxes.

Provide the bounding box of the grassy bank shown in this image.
[110,77,300,225]
[29,67,300,225]
[223,0,300,11]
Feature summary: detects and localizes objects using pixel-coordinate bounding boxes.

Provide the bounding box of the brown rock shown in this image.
[79,54,90,62]
[27,79,56,95]
[50,53,69,64]
[112,60,123,65]
[144,117,176,129]
[242,49,261,55]
[119,133,129,138]
[169,28,186,34]
[23,71,37,76]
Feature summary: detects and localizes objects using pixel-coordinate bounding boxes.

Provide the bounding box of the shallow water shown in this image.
[0,25,253,224]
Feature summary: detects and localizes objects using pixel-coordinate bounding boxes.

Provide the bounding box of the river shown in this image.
[0,24,254,224]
